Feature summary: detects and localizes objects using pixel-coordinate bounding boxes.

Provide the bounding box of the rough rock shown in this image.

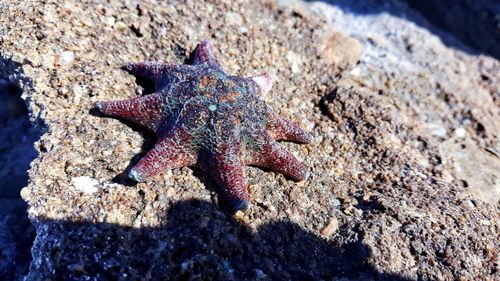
[309,0,500,204]
[0,0,498,280]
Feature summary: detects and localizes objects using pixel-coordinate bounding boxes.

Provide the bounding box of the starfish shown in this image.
[95,40,311,211]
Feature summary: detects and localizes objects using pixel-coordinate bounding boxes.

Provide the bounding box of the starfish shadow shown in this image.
[127,69,156,96]
[112,127,156,187]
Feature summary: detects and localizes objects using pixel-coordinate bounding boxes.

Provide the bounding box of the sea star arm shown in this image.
[128,129,196,182]
[191,39,221,68]
[123,62,194,90]
[267,113,312,143]
[246,135,308,181]
[95,93,165,131]
[211,144,251,211]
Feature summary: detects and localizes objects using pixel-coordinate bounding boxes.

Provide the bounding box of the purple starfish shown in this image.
[95,40,311,211]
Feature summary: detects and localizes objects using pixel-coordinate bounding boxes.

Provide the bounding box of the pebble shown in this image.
[320,217,339,236]
[286,51,301,74]
[454,128,466,138]
[56,50,75,66]
[71,176,99,194]
[105,16,116,27]
[114,21,128,31]
[72,84,84,103]
[225,12,244,26]
[254,269,267,279]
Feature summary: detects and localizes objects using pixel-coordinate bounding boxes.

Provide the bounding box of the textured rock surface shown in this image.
[309,0,500,205]
[0,0,498,280]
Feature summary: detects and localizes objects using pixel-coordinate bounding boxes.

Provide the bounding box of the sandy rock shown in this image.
[0,0,498,280]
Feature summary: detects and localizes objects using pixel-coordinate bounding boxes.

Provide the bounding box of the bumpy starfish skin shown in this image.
[95,40,311,211]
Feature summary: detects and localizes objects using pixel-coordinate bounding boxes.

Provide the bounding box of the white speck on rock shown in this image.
[57,50,75,66]
[454,127,466,138]
[305,120,316,131]
[286,51,301,74]
[105,16,116,27]
[73,84,84,103]
[350,66,361,76]
[426,123,447,138]
[240,26,249,34]
[71,176,99,194]
[225,12,244,26]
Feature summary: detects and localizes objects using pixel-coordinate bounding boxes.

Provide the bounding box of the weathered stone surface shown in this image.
[0,0,498,280]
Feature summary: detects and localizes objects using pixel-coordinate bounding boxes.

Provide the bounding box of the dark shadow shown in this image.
[28,199,410,281]
[319,88,338,121]
[303,0,500,59]
[190,168,233,212]
[122,65,156,96]
[404,0,500,59]
[0,55,43,280]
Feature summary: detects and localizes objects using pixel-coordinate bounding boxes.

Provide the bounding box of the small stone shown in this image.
[362,192,372,201]
[234,210,245,220]
[105,16,116,27]
[320,32,362,70]
[67,263,84,273]
[454,128,466,138]
[286,51,301,74]
[180,260,192,272]
[73,84,84,103]
[71,176,99,194]
[240,26,249,34]
[254,269,267,279]
[20,187,30,200]
[225,12,244,26]
[427,123,447,138]
[320,217,339,236]
[114,21,128,31]
[55,50,75,66]
[343,205,356,215]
